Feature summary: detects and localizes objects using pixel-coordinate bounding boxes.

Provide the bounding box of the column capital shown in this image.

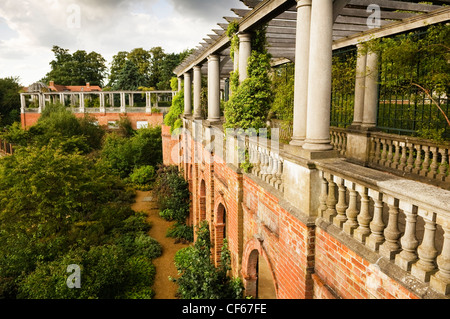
[238,32,252,42]
[207,54,220,62]
[193,64,202,70]
[296,0,312,8]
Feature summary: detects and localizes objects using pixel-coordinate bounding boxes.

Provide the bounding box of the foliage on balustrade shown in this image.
[224,24,273,133]
[164,77,184,133]
[269,63,295,141]
[364,23,450,141]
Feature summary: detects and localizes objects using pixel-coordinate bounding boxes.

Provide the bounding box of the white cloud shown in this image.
[0,0,245,86]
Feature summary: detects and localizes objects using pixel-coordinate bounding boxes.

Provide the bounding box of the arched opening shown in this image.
[244,246,277,299]
[214,203,227,265]
[199,180,206,221]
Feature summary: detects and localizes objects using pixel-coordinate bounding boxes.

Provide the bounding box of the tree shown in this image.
[43,45,107,86]
[0,77,21,126]
[108,51,128,87]
[112,60,148,91]
[364,23,450,140]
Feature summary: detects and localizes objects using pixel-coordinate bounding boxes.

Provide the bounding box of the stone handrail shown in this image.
[315,159,450,295]
[369,131,450,187]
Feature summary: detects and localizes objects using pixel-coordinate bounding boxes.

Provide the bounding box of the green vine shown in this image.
[164,77,184,133]
[224,25,273,132]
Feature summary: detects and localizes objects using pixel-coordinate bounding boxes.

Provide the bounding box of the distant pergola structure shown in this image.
[174,0,449,151]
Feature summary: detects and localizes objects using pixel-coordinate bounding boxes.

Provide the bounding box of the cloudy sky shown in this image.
[0,0,246,86]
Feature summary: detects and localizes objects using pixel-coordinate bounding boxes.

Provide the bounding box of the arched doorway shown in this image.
[243,241,277,299]
[214,203,227,265]
[199,180,206,222]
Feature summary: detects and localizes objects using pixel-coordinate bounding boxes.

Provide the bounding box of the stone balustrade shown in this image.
[316,160,450,295]
[247,137,285,193]
[369,132,450,187]
[330,127,347,156]
[20,91,175,114]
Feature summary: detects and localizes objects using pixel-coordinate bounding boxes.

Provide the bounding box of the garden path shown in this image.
[131,190,189,299]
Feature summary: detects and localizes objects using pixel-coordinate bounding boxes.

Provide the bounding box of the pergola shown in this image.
[173,0,449,152]
[175,0,449,78]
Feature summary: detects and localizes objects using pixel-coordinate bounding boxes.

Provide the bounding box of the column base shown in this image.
[430,272,450,295]
[411,261,437,282]
[303,141,334,151]
[289,137,305,147]
[395,251,417,271]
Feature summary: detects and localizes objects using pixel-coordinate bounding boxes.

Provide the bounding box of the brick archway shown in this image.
[213,200,227,266]
[199,179,206,222]
[241,238,278,299]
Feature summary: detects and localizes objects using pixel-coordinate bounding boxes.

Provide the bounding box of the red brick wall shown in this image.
[163,123,424,300]
[21,112,163,130]
[162,125,180,166]
[314,227,419,299]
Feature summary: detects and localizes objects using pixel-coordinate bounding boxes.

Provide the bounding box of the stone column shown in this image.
[351,44,367,128]
[178,77,182,92]
[184,71,192,116]
[80,93,85,113]
[20,94,26,113]
[290,0,312,146]
[303,0,333,151]
[120,92,126,113]
[99,93,105,112]
[193,65,203,119]
[208,54,221,122]
[238,33,252,82]
[361,50,379,129]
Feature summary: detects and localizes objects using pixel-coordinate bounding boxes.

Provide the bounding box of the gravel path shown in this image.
[131,190,190,299]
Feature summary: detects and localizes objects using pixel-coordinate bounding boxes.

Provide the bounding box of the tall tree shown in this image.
[43,45,107,86]
[113,59,147,91]
[0,77,21,126]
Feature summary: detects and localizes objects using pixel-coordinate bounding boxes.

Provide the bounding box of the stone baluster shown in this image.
[368,137,376,163]
[318,171,328,218]
[405,142,415,172]
[366,190,385,251]
[412,145,422,175]
[254,146,261,176]
[324,173,337,223]
[430,222,450,295]
[420,145,430,176]
[266,154,274,183]
[437,148,448,182]
[385,139,393,167]
[379,197,402,260]
[428,146,439,179]
[374,138,381,164]
[275,158,283,191]
[379,139,387,166]
[269,153,278,186]
[354,186,372,243]
[395,204,419,271]
[333,176,348,228]
[343,181,359,235]
[398,142,407,171]
[411,210,438,282]
[392,140,400,169]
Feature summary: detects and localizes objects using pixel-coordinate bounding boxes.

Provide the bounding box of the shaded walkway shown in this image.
[131,190,189,299]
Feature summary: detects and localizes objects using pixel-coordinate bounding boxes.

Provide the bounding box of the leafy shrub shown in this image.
[166,222,194,242]
[130,165,156,189]
[153,165,190,224]
[172,221,243,299]
[101,126,162,178]
[164,77,184,132]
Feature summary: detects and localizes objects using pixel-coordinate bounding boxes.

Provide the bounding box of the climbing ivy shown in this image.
[164,77,184,133]
[224,25,273,133]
